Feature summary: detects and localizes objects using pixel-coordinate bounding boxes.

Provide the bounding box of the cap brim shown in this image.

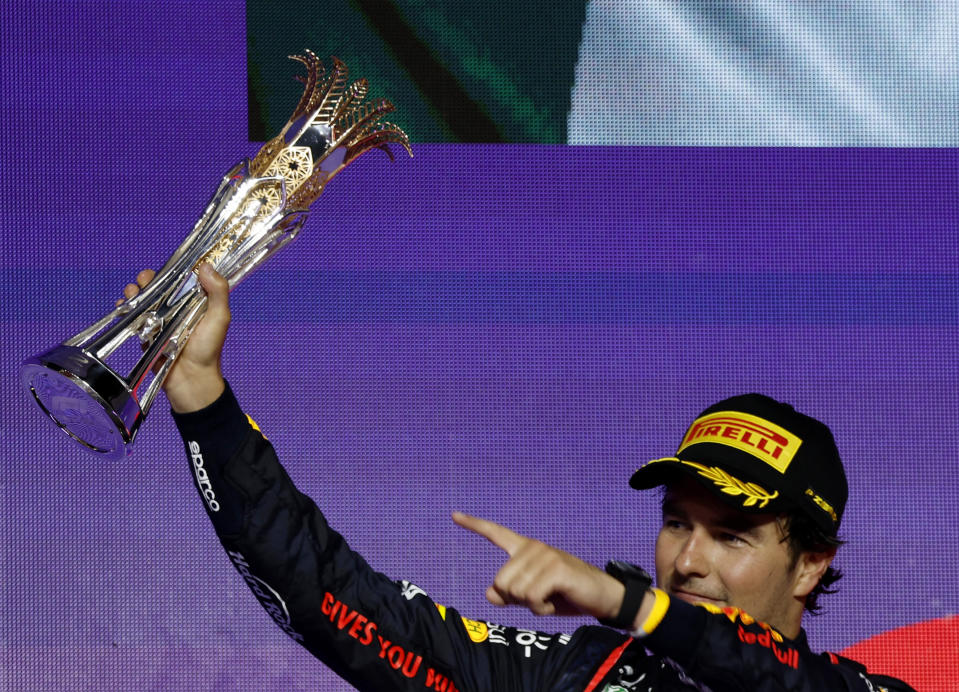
[629,457,688,490]
[630,456,790,515]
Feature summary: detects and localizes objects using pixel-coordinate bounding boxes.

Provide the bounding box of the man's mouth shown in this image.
[669,588,725,607]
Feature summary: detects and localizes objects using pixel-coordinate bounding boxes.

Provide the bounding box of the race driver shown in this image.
[125,265,915,691]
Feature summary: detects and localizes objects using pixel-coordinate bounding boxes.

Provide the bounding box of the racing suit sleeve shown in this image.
[171,382,630,692]
[635,588,917,691]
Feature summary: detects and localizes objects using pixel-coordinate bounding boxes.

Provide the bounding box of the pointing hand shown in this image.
[452,512,625,620]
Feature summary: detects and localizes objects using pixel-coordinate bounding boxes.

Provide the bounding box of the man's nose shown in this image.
[674,530,710,578]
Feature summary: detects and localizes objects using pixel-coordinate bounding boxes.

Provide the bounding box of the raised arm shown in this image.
[121,267,631,692]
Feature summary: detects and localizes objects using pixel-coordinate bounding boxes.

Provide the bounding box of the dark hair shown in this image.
[781,510,844,614]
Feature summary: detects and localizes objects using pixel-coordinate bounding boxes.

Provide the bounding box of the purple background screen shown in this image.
[2,2,957,690]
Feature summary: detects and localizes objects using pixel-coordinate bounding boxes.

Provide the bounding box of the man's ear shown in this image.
[792,547,837,599]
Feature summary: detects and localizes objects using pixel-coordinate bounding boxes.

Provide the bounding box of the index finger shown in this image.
[452,511,527,556]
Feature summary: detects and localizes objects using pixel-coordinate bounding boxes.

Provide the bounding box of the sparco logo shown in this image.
[188,441,220,512]
[228,550,305,643]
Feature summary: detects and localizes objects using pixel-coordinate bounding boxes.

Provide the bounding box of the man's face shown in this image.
[654,476,805,636]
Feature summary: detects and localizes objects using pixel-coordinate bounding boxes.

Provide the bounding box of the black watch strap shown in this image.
[598,560,653,630]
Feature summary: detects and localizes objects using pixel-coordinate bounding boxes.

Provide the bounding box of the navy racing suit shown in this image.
[172,383,914,692]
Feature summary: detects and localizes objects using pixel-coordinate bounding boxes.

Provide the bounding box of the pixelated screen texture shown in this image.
[571,0,959,144]
[2,1,957,691]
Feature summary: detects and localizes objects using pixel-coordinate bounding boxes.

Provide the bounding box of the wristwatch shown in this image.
[598,560,653,630]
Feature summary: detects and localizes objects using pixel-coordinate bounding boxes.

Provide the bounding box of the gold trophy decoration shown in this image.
[21,52,411,459]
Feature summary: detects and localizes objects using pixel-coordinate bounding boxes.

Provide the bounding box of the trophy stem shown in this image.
[63,161,249,358]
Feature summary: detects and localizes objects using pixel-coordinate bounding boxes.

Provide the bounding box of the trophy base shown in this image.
[20,346,143,460]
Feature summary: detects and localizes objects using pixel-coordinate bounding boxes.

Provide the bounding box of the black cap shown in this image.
[629,394,847,534]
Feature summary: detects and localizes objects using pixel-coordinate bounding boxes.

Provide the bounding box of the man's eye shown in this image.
[664,519,687,530]
[720,532,746,545]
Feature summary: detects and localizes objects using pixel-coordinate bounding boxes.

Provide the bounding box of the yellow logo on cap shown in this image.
[678,411,802,474]
[681,460,779,508]
[804,488,838,523]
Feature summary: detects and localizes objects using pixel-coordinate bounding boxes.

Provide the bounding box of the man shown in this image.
[126,265,914,691]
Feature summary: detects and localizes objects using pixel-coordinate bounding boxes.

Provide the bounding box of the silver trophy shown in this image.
[20,52,411,460]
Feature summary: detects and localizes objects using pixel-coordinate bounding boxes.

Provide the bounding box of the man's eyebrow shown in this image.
[661,498,686,519]
[712,513,765,537]
[661,496,764,537]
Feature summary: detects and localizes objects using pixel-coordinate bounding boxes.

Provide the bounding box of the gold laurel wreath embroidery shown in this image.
[680,461,779,508]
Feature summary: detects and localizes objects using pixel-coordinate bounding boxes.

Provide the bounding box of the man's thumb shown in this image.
[197,263,231,322]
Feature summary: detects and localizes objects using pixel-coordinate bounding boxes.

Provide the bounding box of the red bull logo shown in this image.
[678,411,802,474]
[737,624,800,669]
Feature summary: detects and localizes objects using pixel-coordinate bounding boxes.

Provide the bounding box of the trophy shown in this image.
[20,52,411,460]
